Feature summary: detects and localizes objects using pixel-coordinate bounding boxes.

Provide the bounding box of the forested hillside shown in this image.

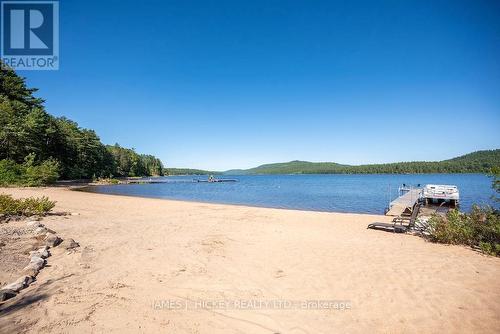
[0,63,163,185]
[224,150,500,175]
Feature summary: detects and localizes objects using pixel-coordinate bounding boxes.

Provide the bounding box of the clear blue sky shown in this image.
[22,0,500,170]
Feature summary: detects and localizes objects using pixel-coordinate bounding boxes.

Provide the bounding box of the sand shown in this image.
[0,186,499,333]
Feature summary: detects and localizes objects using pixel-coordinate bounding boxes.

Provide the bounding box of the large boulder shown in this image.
[23,261,44,273]
[29,256,45,270]
[39,247,50,258]
[45,233,62,247]
[22,241,45,255]
[29,247,49,259]
[1,281,24,292]
[0,275,32,294]
[21,264,39,277]
[15,275,33,288]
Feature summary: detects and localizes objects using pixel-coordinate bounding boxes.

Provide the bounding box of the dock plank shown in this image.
[386,189,421,216]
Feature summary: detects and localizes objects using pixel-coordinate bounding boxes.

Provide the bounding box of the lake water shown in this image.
[84,174,497,214]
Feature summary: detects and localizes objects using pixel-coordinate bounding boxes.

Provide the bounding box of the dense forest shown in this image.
[107,144,163,178]
[224,150,500,175]
[0,63,163,185]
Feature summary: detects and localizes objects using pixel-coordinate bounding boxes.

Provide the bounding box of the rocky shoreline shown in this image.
[0,218,79,302]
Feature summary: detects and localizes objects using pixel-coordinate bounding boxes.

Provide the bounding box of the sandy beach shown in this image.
[0,187,499,333]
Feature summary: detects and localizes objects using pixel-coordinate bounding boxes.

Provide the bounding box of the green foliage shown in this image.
[0,159,23,185]
[0,194,55,216]
[491,166,500,201]
[93,177,120,184]
[23,154,59,186]
[0,61,164,183]
[426,206,500,256]
[427,210,474,244]
[0,154,59,186]
[0,194,19,215]
[52,118,116,179]
[18,196,56,215]
[107,144,164,177]
[224,150,500,175]
[107,178,120,184]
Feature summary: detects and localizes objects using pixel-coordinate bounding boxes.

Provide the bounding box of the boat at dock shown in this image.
[422,184,459,207]
[386,183,460,216]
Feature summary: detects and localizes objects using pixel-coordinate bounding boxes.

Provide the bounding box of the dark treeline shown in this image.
[0,63,163,185]
[227,150,500,175]
[336,150,500,174]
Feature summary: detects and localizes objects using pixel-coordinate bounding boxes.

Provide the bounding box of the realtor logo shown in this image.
[1,1,59,70]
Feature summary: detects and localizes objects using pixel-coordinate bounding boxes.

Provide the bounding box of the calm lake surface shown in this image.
[85,174,496,214]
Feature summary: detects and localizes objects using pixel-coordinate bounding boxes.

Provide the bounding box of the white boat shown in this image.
[422,184,459,207]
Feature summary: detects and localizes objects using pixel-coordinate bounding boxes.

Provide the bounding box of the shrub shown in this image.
[426,206,500,256]
[492,166,500,201]
[0,194,55,216]
[23,157,60,186]
[0,155,59,186]
[19,196,56,215]
[94,177,120,184]
[0,193,20,215]
[0,159,23,186]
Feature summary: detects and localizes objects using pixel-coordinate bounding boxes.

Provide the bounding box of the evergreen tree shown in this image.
[0,61,164,185]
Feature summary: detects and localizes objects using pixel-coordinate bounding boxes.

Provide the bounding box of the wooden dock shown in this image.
[386,189,422,216]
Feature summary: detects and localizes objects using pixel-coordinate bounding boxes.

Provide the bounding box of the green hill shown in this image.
[223,150,500,175]
[232,160,348,175]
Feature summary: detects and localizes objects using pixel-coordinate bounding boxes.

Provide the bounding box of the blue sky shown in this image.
[21,0,500,170]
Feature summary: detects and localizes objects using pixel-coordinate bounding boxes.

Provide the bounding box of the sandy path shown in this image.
[0,187,499,333]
